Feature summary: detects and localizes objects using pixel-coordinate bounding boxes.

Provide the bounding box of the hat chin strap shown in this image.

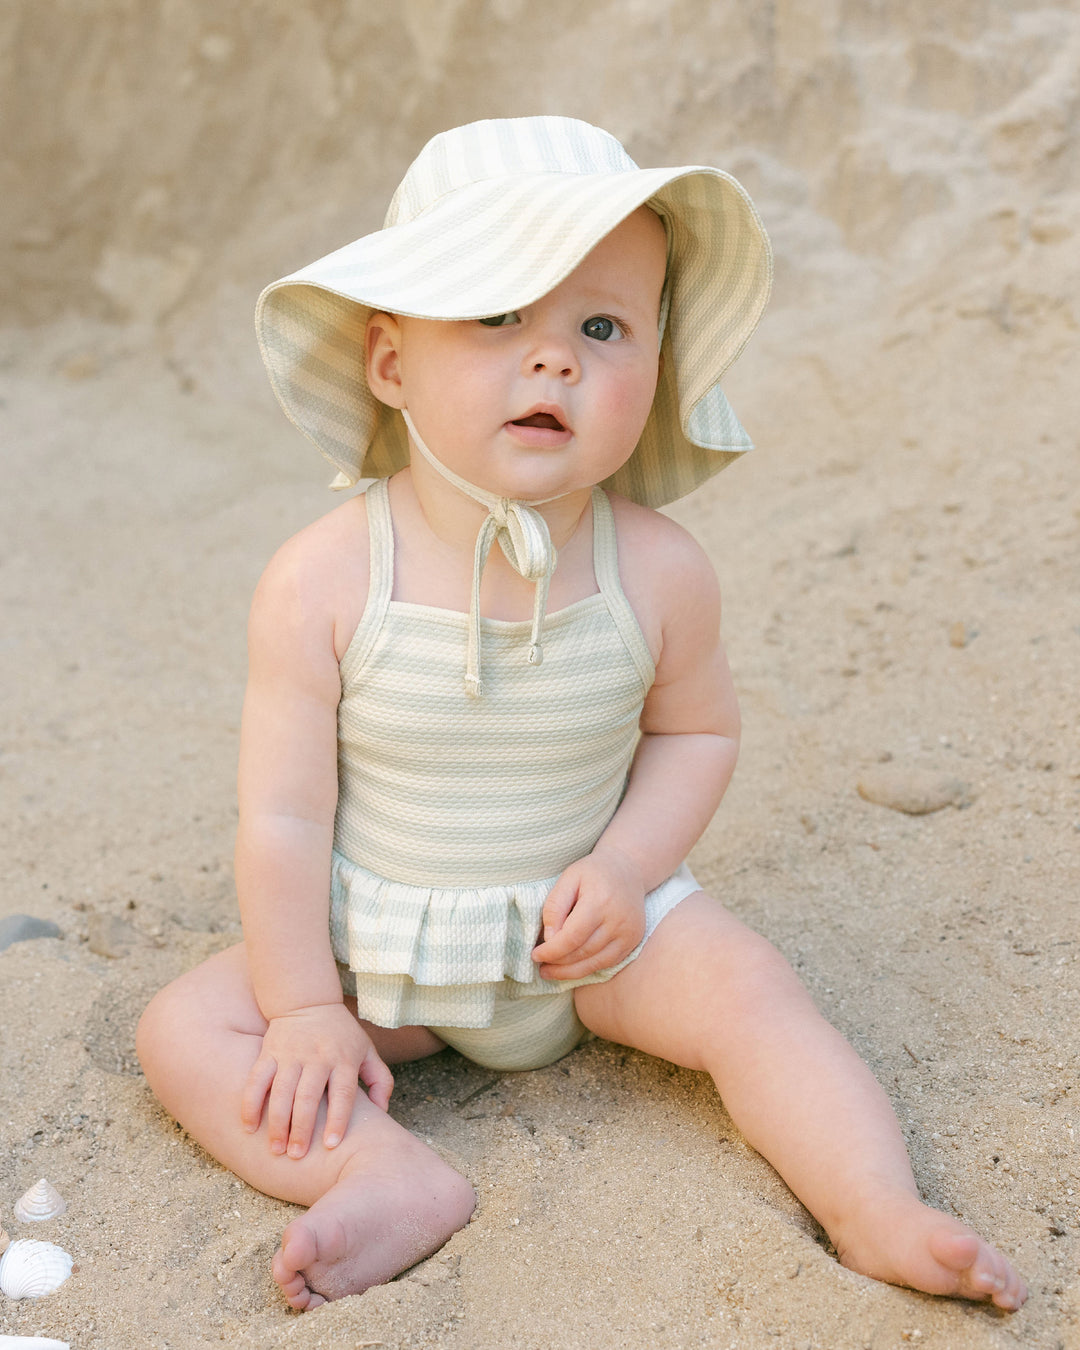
[401,408,564,698]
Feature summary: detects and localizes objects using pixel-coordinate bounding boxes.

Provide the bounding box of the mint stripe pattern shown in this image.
[329,480,700,1032]
[431,986,590,1071]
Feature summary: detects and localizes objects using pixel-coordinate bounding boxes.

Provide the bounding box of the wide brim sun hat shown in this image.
[255,115,772,509]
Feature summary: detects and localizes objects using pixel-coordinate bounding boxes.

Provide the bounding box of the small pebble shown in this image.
[86,913,136,958]
[0,914,62,952]
[857,766,970,815]
[949,621,970,647]
[61,353,100,381]
[198,32,234,63]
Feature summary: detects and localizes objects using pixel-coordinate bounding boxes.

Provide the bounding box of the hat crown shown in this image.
[384,116,640,228]
[257,118,772,503]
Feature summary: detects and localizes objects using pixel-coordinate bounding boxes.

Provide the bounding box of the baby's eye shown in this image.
[478,312,521,327]
[581,316,624,342]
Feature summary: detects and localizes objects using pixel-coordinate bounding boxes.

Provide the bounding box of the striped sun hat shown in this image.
[255,116,772,507]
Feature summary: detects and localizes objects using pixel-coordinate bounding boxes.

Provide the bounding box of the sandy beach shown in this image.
[2,4,1078,1346]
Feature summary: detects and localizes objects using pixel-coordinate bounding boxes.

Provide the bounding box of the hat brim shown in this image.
[256,165,771,505]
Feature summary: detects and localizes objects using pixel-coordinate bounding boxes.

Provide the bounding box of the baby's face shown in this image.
[367,207,667,502]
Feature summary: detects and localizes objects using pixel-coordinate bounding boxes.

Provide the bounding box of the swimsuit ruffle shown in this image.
[329,848,699,1029]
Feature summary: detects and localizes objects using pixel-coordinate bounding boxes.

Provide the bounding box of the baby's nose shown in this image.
[525,336,579,380]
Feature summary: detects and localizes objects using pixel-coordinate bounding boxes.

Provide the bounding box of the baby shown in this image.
[137,116,1026,1313]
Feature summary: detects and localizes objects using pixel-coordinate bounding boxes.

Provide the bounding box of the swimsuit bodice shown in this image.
[328,476,676,1029]
[333,476,654,888]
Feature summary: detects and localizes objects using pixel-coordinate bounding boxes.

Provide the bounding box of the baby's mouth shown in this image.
[512,412,566,431]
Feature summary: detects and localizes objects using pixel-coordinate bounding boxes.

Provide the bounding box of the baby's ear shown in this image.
[366,312,405,408]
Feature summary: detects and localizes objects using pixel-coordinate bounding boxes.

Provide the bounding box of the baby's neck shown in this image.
[388,466,600,623]
[403,461,595,557]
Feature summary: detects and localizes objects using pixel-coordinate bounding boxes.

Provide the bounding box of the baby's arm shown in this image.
[235,524,392,1158]
[534,510,739,979]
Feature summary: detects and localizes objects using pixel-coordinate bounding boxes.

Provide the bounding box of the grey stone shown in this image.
[0,913,63,951]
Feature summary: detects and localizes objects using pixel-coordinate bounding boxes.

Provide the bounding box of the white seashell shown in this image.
[0,1239,73,1298]
[13,1179,67,1223]
[0,1338,71,1349]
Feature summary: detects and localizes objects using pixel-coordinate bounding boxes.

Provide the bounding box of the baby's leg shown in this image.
[136,944,476,1309]
[573,894,1026,1311]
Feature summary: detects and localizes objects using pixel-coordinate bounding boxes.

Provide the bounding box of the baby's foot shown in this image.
[272,1150,475,1310]
[833,1189,1027,1311]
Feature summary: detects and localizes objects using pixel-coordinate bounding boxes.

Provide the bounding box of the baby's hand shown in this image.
[240,1001,393,1159]
[532,844,646,980]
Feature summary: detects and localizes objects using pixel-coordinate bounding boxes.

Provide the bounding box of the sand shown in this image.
[2,4,1079,1347]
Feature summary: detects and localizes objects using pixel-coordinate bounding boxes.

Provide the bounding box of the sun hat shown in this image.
[254,115,772,510]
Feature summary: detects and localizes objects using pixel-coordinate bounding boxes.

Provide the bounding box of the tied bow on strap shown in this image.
[401,410,558,697]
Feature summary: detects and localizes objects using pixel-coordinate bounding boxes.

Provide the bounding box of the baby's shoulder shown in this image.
[250,492,372,662]
[606,493,722,655]
[607,493,720,597]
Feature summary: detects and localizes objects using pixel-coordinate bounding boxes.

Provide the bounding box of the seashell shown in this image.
[0,1239,73,1298]
[0,1338,71,1349]
[13,1179,67,1223]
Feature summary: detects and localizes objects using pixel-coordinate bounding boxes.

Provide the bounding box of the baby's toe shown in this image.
[928,1228,1025,1307]
[278,1218,319,1272]
[275,1267,314,1310]
[991,1264,1028,1312]
[927,1228,981,1278]
[273,1223,323,1308]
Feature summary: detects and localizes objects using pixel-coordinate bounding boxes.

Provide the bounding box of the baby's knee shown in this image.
[135,986,169,1077]
[135,979,190,1082]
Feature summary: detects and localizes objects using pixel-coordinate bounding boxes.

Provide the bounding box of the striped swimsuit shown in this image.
[329,476,699,1070]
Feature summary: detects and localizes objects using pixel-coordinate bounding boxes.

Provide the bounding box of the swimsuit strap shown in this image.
[339,477,395,687]
[590,487,656,691]
[402,408,558,698]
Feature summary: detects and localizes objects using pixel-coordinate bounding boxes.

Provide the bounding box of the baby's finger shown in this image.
[533,906,598,963]
[240,1054,277,1133]
[359,1049,395,1113]
[539,937,624,981]
[265,1063,302,1155]
[544,920,614,966]
[540,874,579,941]
[287,1065,330,1159]
[323,1066,359,1146]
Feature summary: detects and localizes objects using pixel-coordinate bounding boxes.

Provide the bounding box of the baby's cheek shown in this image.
[604,379,656,441]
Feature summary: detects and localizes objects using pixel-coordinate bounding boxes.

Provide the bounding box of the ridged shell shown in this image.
[0,1239,73,1299]
[13,1179,67,1223]
[0,1338,71,1349]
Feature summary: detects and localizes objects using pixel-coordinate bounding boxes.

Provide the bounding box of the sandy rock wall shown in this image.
[4,0,1077,333]
[3,8,1080,1348]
